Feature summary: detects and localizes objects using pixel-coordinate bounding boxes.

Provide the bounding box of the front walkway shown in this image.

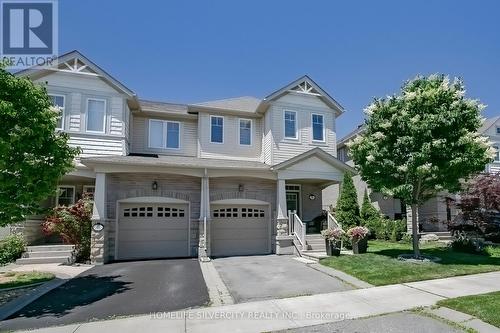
[11,271,500,333]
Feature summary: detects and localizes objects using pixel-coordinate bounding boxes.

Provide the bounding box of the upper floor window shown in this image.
[49,94,65,129]
[312,114,325,142]
[86,98,106,133]
[239,119,252,145]
[57,186,75,206]
[149,119,180,149]
[284,110,297,139]
[496,127,500,135]
[493,145,499,162]
[211,116,224,143]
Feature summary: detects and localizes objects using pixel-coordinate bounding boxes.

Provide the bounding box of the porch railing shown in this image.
[289,210,307,251]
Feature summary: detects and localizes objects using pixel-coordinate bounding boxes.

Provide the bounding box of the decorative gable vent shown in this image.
[57,57,97,75]
[289,80,321,96]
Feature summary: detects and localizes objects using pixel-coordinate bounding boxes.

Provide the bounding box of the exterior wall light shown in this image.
[152,181,158,190]
[309,193,316,200]
[238,184,244,192]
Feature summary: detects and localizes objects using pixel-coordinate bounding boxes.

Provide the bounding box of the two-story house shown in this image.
[324,116,500,233]
[16,51,354,264]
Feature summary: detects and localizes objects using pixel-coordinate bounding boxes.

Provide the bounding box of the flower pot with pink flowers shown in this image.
[321,227,344,256]
[347,226,370,254]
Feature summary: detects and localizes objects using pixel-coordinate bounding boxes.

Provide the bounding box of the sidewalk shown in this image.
[11,271,500,333]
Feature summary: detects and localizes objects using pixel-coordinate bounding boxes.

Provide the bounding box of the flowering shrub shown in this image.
[0,234,26,265]
[42,195,92,262]
[321,227,345,242]
[347,226,370,242]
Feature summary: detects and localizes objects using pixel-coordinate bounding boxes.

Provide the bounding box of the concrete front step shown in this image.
[25,250,73,258]
[16,256,72,265]
[26,244,74,252]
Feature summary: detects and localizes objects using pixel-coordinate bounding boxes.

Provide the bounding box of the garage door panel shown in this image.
[117,202,189,260]
[211,204,270,257]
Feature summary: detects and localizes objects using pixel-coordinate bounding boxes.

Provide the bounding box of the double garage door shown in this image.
[117,203,189,260]
[211,204,270,257]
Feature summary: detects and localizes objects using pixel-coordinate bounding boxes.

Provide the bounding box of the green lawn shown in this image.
[0,271,55,289]
[438,291,500,328]
[320,240,500,286]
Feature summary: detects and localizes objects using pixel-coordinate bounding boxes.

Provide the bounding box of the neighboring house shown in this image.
[15,50,354,264]
[324,116,500,232]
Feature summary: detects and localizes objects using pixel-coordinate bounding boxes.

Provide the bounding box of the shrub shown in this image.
[400,233,413,244]
[335,172,360,229]
[450,232,485,254]
[391,219,407,242]
[365,218,407,241]
[0,234,26,265]
[42,195,92,262]
[360,190,380,226]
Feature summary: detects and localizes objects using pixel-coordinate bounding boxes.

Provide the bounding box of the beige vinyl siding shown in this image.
[130,115,197,156]
[34,70,128,158]
[198,112,263,161]
[69,134,124,157]
[106,173,202,260]
[269,94,337,165]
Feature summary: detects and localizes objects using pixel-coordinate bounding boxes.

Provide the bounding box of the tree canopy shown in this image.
[349,74,493,256]
[0,66,79,226]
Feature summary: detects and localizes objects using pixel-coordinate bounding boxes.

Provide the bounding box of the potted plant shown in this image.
[321,227,344,256]
[347,226,370,254]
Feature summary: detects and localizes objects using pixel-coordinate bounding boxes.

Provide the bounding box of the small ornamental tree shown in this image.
[360,189,380,225]
[0,65,79,226]
[336,172,360,229]
[349,74,493,257]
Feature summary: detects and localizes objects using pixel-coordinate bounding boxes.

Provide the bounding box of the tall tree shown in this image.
[349,74,493,257]
[336,172,360,229]
[0,66,79,226]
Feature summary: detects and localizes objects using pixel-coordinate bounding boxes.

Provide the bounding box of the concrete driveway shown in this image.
[213,255,352,303]
[0,259,209,331]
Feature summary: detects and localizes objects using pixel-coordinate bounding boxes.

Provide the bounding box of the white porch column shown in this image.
[91,172,107,264]
[275,178,294,255]
[199,172,211,259]
[276,178,287,221]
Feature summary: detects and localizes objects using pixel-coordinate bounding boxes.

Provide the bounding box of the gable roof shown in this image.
[189,96,262,114]
[264,75,344,116]
[271,147,356,173]
[479,116,500,134]
[15,50,136,98]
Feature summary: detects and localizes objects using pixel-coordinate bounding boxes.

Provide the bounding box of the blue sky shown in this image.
[59,0,500,138]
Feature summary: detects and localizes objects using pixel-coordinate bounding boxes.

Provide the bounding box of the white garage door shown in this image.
[117,202,189,260]
[211,204,270,257]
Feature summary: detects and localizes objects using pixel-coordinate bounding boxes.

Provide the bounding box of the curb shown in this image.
[0,277,68,321]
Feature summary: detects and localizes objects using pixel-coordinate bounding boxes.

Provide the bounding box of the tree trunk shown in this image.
[411,203,421,258]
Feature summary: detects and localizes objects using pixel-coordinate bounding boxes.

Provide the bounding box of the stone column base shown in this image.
[90,219,107,265]
[275,235,295,255]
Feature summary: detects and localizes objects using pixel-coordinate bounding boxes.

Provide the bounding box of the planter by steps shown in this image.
[325,240,341,256]
[352,238,368,254]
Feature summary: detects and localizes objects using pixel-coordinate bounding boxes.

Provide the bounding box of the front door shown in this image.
[286,192,299,215]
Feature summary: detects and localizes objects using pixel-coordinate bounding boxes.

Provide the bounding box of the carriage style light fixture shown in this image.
[238,184,244,192]
[152,181,158,190]
[309,193,316,200]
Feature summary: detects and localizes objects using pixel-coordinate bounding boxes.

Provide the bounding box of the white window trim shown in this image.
[85,98,107,134]
[283,110,298,140]
[83,185,95,193]
[57,185,75,206]
[49,94,66,130]
[493,144,500,163]
[238,118,252,146]
[210,115,224,144]
[148,119,181,150]
[311,113,326,143]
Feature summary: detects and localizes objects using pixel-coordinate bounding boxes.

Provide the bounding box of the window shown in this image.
[211,116,224,143]
[497,126,500,135]
[86,98,106,133]
[83,185,95,200]
[284,110,297,139]
[239,119,252,145]
[49,95,65,129]
[493,145,499,162]
[312,114,325,142]
[148,119,180,149]
[57,186,75,206]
